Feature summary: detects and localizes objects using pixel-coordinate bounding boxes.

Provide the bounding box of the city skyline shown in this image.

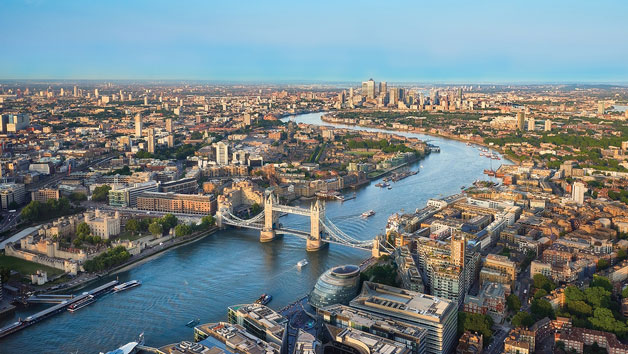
[2,0,628,82]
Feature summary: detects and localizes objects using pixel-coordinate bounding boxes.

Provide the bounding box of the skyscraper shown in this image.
[362,79,376,99]
[598,101,605,115]
[388,88,399,106]
[166,118,173,133]
[144,96,148,105]
[135,113,143,137]
[147,128,155,153]
[572,182,586,205]
[544,119,552,132]
[73,85,78,97]
[527,116,535,131]
[516,112,525,131]
[215,141,229,165]
[451,233,465,269]
[94,88,99,98]
[379,81,387,96]
[167,134,174,148]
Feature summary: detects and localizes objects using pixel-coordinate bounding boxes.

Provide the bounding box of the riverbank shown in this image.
[50,227,218,294]
[320,112,518,163]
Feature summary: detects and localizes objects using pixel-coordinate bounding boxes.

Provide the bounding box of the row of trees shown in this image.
[21,197,74,222]
[125,214,215,238]
[83,246,131,272]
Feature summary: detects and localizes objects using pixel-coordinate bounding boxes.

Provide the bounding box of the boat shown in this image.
[361,210,375,218]
[68,295,96,313]
[185,319,200,327]
[113,280,141,293]
[100,333,144,354]
[297,259,309,268]
[255,293,272,305]
[387,186,392,190]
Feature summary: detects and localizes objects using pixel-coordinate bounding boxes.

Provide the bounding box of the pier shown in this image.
[0,280,119,339]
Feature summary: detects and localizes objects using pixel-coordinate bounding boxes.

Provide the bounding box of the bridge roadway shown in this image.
[269,204,311,217]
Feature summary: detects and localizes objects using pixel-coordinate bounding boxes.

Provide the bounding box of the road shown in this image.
[485,324,512,354]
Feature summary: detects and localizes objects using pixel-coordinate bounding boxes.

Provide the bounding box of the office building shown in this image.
[309,265,361,309]
[362,79,376,99]
[159,177,198,194]
[136,192,216,215]
[319,304,428,354]
[0,113,31,133]
[31,188,61,203]
[94,88,99,98]
[572,182,585,205]
[215,141,230,165]
[0,183,26,209]
[527,117,535,131]
[350,282,457,354]
[73,85,78,97]
[379,81,387,96]
[108,181,159,207]
[323,324,411,354]
[516,112,525,131]
[227,303,288,346]
[147,128,155,153]
[194,322,281,354]
[135,113,143,137]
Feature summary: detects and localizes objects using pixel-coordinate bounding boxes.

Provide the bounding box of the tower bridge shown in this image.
[216,191,393,255]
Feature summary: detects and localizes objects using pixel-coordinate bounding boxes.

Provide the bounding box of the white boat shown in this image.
[113,280,141,293]
[361,210,375,218]
[101,333,144,354]
[297,259,309,268]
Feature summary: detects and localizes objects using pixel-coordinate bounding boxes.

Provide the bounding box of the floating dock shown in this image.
[0,280,119,339]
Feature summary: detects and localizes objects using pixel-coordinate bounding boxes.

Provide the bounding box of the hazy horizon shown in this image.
[2,0,627,82]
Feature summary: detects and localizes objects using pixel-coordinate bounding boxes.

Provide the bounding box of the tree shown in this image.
[507,294,521,312]
[77,222,91,237]
[511,311,534,328]
[92,185,111,203]
[597,259,610,271]
[530,299,555,320]
[588,307,628,337]
[126,219,140,234]
[175,224,191,237]
[533,274,556,292]
[622,286,628,299]
[533,288,548,300]
[457,312,493,343]
[565,285,586,303]
[69,192,87,203]
[590,275,612,291]
[585,287,611,308]
[160,213,178,231]
[618,249,628,262]
[567,300,592,317]
[250,203,262,216]
[149,222,163,236]
[200,215,215,229]
[0,267,11,284]
[73,238,82,247]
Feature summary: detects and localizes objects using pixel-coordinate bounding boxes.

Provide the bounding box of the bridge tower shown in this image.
[260,191,279,242]
[306,199,326,251]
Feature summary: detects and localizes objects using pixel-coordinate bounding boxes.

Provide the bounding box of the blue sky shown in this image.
[1,0,627,83]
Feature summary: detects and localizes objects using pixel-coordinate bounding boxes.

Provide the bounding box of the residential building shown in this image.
[136,192,216,215]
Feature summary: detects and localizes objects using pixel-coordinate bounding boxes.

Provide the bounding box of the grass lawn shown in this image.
[117,230,148,241]
[0,254,64,277]
[347,150,376,157]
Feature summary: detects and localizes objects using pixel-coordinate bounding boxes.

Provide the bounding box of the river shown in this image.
[0,112,510,354]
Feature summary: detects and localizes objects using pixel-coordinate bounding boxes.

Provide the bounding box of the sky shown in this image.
[1,0,628,83]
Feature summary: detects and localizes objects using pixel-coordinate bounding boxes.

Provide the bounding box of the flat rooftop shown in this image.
[350,282,454,323]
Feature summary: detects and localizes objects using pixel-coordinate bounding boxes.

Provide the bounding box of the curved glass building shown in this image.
[309,264,361,309]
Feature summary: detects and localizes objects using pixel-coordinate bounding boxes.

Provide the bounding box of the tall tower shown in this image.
[544,119,552,132]
[260,192,279,242]
[516,112,525,131]
[307,199,325,251]
[166,118,173,133]
[73,86,78,97]
[451,233,465,269]
[147,128,155,153]
[94,88,99,98]
[134,113,143,137]
[572,182,586,205]
[379,81,387,96]
[527,116,535,131]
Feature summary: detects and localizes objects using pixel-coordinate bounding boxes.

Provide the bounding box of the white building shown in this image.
[84,209,121,239]
[572,182,586,205]
[215,141,229,165]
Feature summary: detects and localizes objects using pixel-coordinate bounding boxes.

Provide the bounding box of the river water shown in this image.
[0,112,509,354]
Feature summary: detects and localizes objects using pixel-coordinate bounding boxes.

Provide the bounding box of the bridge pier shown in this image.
[306,237,326,251]
[260,228,277,242]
